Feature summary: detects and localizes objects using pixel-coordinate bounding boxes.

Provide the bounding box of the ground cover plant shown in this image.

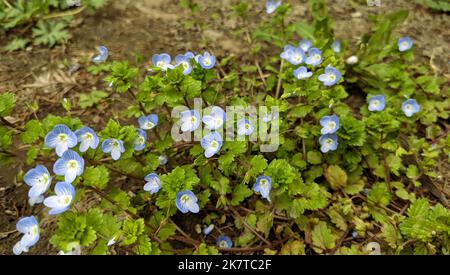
[0,0,449,255]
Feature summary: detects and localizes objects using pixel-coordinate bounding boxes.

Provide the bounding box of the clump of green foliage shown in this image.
[0,0,107,51]
[0,0,449,255]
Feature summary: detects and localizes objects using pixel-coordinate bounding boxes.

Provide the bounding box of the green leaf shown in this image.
[311,221,336,253]
[121,219,145,246]
[0,92,16,117]
[324,165,348,190]
[367,182,391,207]
[78,90,108,109]
[231,184,253,206]
[4,38,29,51]
[180,76,202,98]
[32,20,71,47]
[83,166,110,190]
[307,150,322,165]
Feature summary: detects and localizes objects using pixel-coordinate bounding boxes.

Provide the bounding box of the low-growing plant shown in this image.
[1,0,449,255]
[1,0,107,51]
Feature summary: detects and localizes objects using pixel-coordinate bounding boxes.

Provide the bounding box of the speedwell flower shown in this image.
[44,124,77,157]
[28,195,44,206]
[253,175,272,201]
[13,216,40,255]
[143,173,161,194]
[152,53,174,71]
[201,132,223,158]
[92,46,108,64]
[158,154,168,165]
[402,99,420,117]
[320,115,340,135]
[319,134,338,153]
[197,51,216,69]
[237,119,254,136]
[398,36,413,52]
[202,106,225,130]
[176,190,199,214]
[266,0,282,14]
[102,138,125,161]
[53,150,84,183]
[286,47,306,65]
[217,235,233,248]
[299,39,312,52]
[43,182,75,215]
[134,128,147,151]
[332,40,341,53]
[368,95,385,112]
[180,110,201,132]
[175,53,193,75]
[138,114,158,130]
[305,48,323,67]
[203,224,214,235]
[75,126,99,153]
[280,44,296,60]
[293,66,313,80]
[318,65,341,86]
[24,165,52,199]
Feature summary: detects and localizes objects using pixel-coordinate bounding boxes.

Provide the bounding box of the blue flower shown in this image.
[217,235,233,248]
[13,216,40,255]
[305,48,323,67]
[102,138,125,160]
[332,40,341,53]
[368,95,385,112]
[398,36,413,52]
[201,132,223,158]
[176,190,199,214]
[266,0,282,14]
[180,110,201,132]
[203,224,214,235]
[175,53,193,75]
[318,65,341,86]
[402,99,420,117]
[43,182,75,215]
[24,165,52,199]
[44,124,77,157]
[158,154,168,165]
[286,47,306,65]
[280,44,296,60]
[152,53,174,71]
[262,112,279,123]
[134,128,147,151]
[253,175,272,200]
[299,39,312,52]
[320,115,340,134]
[53,150,84,183]
[237,119,254,136]
[197,51,216,69]
[92,45,108,64]
[202,106,225,130]
[184,51,195,59]
[143,173,161,194]
[75,126,99,153]
[138,114,158,130]
[319,134,338,153]
[293,66,313,80]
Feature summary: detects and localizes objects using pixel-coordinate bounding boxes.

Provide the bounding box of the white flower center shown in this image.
[328,121,336,130]
[203,58,211,66]
[405,104,412,111]
[156,61,165,68]
[371,100,380,107]
[59,195,72,206]
[67,160,78,170]
[210,140,219,149]
[260,179,268,187]
[181,194,190,204]
[325,138,334,146]
[219,240,228,248]
[313,54,321,62]
[190,116,197,124]
[58,134,68,142]
[38,174,49,185]
[402,42,409,48]
[329,74,336,81]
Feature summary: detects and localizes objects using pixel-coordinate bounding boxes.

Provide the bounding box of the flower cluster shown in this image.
[367,95,420,117]
[281,39,341,86]
[151,51,216,74]
[319,115,340,153]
